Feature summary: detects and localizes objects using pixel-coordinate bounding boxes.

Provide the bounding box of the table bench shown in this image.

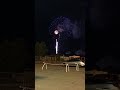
[42,62,70,72]
[42,61,85,72]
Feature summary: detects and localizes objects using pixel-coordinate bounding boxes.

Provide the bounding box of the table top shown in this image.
[63,61,85,66]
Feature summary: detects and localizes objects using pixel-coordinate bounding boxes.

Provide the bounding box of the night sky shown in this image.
[35,0,87,54]
[86,0,120,69]
[35,0,120,56]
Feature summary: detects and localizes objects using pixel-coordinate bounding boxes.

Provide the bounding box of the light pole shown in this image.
[54,30,59,54]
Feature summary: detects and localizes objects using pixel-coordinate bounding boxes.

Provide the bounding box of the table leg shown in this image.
[68,64,70,71]
[76,64,79,71]
[77,64,79,71]
[46,64,47,69]
[42,63,46,70]
[66,64,67,72]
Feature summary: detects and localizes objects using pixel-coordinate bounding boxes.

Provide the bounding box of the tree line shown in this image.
[35,41,48,56]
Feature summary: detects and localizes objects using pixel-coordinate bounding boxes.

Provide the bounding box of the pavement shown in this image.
[35,63,85,90]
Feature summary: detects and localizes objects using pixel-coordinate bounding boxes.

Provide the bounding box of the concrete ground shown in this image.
[35,63,85,90]
[86,84,119,90]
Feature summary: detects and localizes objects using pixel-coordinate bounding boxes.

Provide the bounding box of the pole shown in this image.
[55,39,58,54]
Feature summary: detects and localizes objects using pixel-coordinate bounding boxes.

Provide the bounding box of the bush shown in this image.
[35,42,48,56]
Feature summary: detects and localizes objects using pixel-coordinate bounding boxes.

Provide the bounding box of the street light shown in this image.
[54,30,59,35]
[54,30,59,54]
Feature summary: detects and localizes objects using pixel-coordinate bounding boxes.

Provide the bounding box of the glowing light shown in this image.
[79,61,85,66]
[49,16,73,54]
[49,16,73,39]
[54,30,59,35]
[49,16,82,39]
[55,39,58,54]
[49,16,83,54]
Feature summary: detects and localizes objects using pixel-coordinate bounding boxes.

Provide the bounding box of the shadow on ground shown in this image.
[35,76,47,80]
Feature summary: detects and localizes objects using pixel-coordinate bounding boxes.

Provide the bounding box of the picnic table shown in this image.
[42,60,85,72]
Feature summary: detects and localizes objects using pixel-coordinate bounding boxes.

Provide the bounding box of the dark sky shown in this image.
[35,0,87,41]
[35,0,87,54]
[86,0,120,69]
[87,0,120,54]
[35,0,120,55]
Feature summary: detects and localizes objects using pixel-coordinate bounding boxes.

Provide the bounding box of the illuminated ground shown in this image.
[35,63,85,90]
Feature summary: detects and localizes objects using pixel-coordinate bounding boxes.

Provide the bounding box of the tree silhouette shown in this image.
[35,42,48,56]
